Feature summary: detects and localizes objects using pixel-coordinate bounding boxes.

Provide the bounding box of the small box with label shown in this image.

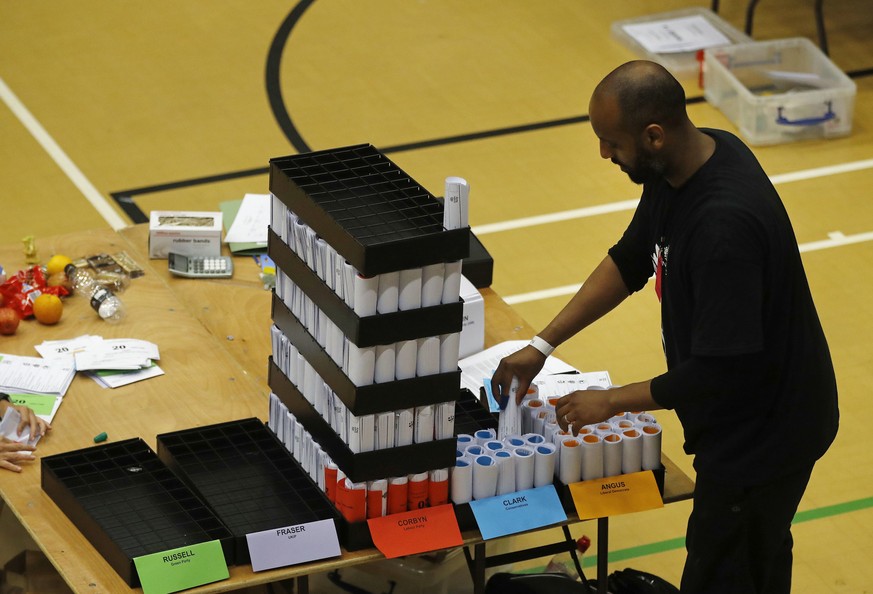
[148,210,223,259]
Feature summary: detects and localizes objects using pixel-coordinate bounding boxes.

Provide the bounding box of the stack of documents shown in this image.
[0,353,75,424]
[36,335,164,389]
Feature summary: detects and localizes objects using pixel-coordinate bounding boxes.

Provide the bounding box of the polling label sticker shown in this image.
[246,518,341,572]
[133,540,228,594]
[368,504,462,558]
[469,485,566,540]
[569,470,663,521]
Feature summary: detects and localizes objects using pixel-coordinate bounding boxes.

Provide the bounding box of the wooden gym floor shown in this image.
[2,1,873,591]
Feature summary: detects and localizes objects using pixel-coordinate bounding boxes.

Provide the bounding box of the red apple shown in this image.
[0,307,20,335]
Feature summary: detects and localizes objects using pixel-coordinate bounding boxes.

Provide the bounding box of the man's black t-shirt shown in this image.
[608,129,838,485]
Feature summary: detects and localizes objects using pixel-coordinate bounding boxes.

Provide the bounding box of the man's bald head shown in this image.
[591,61,688,135]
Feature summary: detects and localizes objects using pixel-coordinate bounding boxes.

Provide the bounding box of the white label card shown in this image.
[245,519,341,572]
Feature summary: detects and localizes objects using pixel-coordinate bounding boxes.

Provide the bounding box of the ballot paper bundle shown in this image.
[267,151,471,543]
[35,335,164,389]
[449,410,663,504]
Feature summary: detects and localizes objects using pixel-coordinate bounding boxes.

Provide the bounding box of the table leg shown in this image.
[596,517,609,594]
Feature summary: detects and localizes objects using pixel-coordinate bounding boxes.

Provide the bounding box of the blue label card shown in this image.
[469,485,567,540]
[246,519,341,572]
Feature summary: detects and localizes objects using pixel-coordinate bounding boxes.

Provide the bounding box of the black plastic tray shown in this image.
[156,418,340,565]
[269,144,469,276]
[271,293,461,416]
[41,438,233,587]
[269,358,457,483]
[268,228,463,347]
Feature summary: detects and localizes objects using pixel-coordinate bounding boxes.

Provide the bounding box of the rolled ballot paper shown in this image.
[314,237,328,281]
[395,408,414,447]
[429,468,450,506]
[346,342,375,387]
[443,176,469,229]
[439,333,460,373]
[534,443,558,487]
[398,268,423,311]
[641,423,662,470]
[472,455,498,500]
[474,428,497,446]
[337,479,367,522]
[495,450,516,496]
[375,411,395,450]
[387,476,409,514]
[594,423,614,437]
[347,413,362,454]
[504,435,526,450]
[342,261,355,308]
[514,447,535,491]
[304,227,318,269]
[414,405,435,443]
[416,336,440,377]
[367,479,388,519]
[456,433,474,448]
[464,444,486,459]
[435,401,455,440]
[451,459,473,504]
[360,414,375,453]
[559,438,583,485]
[376,271,400,314]
[532,410,552,437]
[374,344,396,383]
[353,272,378,317]
[484,440,505,455]
[421,263,445,307]
[621,429,643,474]
[523,433,546,447]
[603,433,623,477]
[395,339,418,380]
[324,462,339,503]
[441,260,462,304]
[522,399,545,434]
[581,434,604,481]
[497,376,522,440]
[634,413,658,427]
[407,472,430,511]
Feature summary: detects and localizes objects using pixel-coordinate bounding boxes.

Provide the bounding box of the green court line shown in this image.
[520,495,873,572]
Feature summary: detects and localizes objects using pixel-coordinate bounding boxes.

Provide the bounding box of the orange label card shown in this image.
[568,471,663,521]
[367,504,463,559]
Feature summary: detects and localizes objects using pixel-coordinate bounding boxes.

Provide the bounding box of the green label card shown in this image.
[133,540,228,594]
[8,393,57,416]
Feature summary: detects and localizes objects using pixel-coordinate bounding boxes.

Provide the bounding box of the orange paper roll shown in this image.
[336,479,367,522]
[324,462,339,503]
[367,479,388,519]
[407,471,430,511]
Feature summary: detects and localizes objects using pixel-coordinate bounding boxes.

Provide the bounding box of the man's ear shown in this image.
[643,123,665,150]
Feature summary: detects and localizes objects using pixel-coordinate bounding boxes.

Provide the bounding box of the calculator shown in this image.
[168,253,234,279]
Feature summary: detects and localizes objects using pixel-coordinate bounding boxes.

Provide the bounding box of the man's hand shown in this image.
[555,389,616,435]
[13,404,50,440]
[490,345,547,409]
[0,438,37,473]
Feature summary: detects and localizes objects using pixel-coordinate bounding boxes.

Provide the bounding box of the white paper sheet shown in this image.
[224,193,271,243]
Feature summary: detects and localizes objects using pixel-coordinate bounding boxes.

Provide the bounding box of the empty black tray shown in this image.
[41,438,233,587]
[269,144,469,276]
[155,418,340,565]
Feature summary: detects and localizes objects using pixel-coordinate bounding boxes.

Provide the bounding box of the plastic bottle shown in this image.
[64,264,126,323]
[544,535,591,579]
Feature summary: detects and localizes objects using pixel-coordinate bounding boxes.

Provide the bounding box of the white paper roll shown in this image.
[451,459,473,504]
[581,434,604,481]
[374,344,396,383]
[353,273,378,317]
[523,433,546,447]
[621,429,643,474]
[443,177,468,230]
[360,414,375,453]
[367,479,388,518]
[475,428,497,446]
[559,438,583,485]
[484,440,506,456]
[464,444,486,459]
[439,333,461,373]
[398,268,423,311]
[498,376,522,440]
[414,405,435,443]
[456,433,474,448]
[441,260,462,304]
[534,442,558,488]
[504,435,526,450]
[522,399,546,435]
[513,447,535,491]
[473,455,499,500]
[346,342,376,386]
[347,413,362,454]
[494,450,516,496]
[641,423,662,470]
[435,401,455,440]
[416,336,440,377]
[395,339,418,380]
[594,423,614,437]
[634,413,657,427]
[395,408,414,447]
[375,411,395,450]
[342,261,355,308]
[421,263,445,307]
[376,270,400,314]
[603,433,623,477]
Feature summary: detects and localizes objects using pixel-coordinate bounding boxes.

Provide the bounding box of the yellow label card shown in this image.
[568,471,664,520]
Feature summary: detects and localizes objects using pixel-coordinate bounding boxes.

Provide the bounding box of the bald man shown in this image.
[491,61,838,593]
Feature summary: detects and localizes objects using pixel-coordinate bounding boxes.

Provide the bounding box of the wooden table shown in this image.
[0,226,694,593]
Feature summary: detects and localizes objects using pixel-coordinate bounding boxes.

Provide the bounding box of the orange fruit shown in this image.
[46,254,73,276]
[32,293,63,325]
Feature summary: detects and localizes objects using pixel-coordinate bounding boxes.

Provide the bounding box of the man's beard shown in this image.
[619,150,666,185]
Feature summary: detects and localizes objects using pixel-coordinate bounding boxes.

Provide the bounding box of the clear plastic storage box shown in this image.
[612,8,751,81]
[704,37,856,145]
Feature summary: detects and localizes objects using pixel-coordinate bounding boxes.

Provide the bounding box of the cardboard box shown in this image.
[148,211,222,259]
[459,275,484,359]
[704,37,856,145]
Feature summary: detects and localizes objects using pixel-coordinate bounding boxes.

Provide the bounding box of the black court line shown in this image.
[110,0,873,226]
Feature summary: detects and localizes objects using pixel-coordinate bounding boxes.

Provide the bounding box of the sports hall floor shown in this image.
[2,1,873,592]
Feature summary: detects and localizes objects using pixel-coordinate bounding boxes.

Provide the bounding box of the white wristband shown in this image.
[528,336,555,357]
